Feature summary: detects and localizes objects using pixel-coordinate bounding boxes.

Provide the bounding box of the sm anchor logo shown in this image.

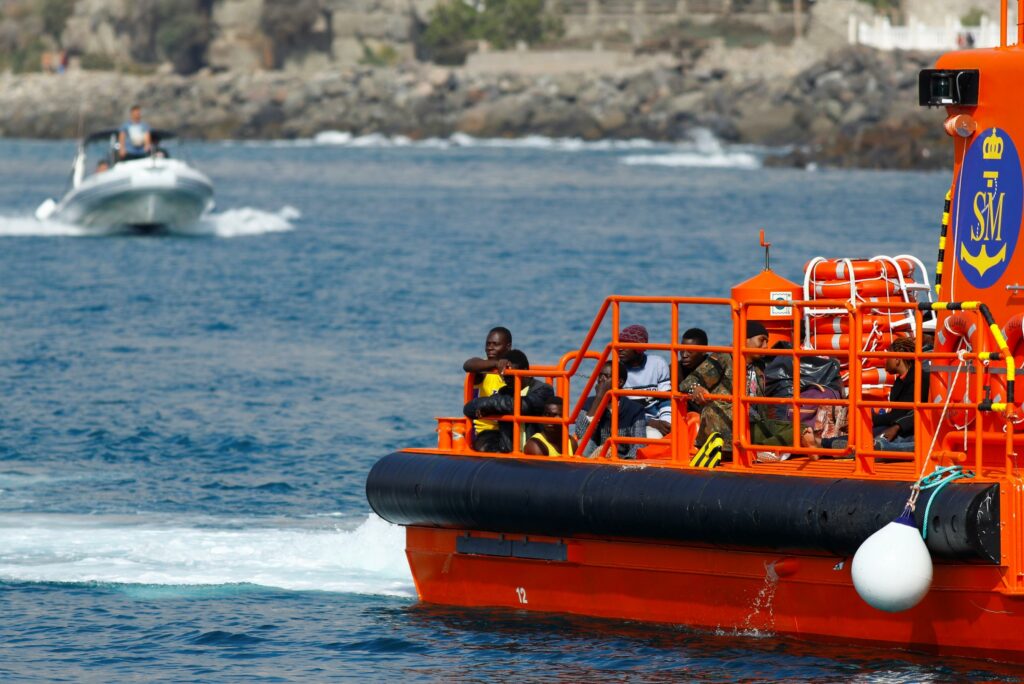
[955,127,1024,289]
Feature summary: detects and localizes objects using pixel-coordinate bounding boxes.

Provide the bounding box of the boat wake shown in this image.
[0,512,412,596]
[184,205,300,238]
[0,206,299,238]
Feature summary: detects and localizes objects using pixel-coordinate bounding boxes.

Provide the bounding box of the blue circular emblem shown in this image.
[953,127,1024,289]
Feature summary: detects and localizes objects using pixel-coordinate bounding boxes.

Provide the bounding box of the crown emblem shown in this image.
[983,129,1004,160]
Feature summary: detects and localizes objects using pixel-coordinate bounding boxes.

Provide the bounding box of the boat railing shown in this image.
[735,299,1018,477]
[435,295,1019,480]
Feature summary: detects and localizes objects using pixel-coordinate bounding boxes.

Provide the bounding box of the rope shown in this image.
[906,349,968,513]
[916,465,975,539]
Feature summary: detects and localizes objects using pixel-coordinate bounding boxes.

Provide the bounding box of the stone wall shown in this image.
[0,45,950,170]
[50,0,844,74]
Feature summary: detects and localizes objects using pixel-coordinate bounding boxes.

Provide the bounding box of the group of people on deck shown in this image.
[461,323,929,460]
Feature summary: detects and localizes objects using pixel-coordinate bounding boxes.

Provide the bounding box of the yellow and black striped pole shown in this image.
[935,189,952,298]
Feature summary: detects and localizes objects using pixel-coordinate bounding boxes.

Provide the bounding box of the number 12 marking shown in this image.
[515,587,528,604]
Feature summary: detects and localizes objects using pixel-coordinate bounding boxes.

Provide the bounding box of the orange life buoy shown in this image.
[860,386,891,401]
[813,278,909,299]
[1003,313,1024,358]
[930,313,977,428]
[811,314,912,334]
[859,368,891,385]
[806,258,914,281]
[813,333,893,351]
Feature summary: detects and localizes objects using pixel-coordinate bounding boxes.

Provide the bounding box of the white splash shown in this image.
[182,205,300,238]
[740,564,780,635]
[620,152,760,169]
[621,128,762,169]
[0,206,299,238]
[0,215,91,237]
[0,512,413,596]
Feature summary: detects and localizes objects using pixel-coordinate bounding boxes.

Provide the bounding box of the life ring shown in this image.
[859,368,891,385]
[861,386,891,401]
[814,333,894,351]
[930,313,977,428]
[811,314,912,334]
[806,258,915,281]
[1003,313,1024,357]
[987,313,1024,406]
[813,278,909,299]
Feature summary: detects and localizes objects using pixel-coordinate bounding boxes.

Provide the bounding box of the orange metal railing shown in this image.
[435,295,1019,479]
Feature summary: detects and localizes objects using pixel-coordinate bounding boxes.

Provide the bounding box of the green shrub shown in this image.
[476,0,549,49]
[856,0,899,13]
[420,0,479,64]
[39,0,74,42]
[129,0,212,74]
[155,8,209,74]
[80,52,116,71]
[961,7,984,26]
[420,0,563,64]
[0,41,45,73]
[359,42,401,67]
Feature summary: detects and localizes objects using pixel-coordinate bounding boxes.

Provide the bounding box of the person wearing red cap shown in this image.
[618,324,673,438]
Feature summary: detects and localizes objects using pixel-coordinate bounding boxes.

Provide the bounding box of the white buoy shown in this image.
[851,511,933,612]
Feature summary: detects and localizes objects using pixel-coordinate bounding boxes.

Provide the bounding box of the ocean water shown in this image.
[0,135,1020,681]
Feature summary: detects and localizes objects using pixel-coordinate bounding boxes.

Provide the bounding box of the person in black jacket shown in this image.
[823,336,929,453]
[871,336,930,451]
[463,349,554,453]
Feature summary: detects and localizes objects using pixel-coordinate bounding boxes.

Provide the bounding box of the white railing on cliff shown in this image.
[848,14,1015,50]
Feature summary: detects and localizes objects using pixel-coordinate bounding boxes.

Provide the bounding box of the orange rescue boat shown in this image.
[367,3,1024,664]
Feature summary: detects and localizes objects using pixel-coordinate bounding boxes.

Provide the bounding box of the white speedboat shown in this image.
[36,129,214,233]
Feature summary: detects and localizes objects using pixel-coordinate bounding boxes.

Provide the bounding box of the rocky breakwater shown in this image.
[0,45,951,169]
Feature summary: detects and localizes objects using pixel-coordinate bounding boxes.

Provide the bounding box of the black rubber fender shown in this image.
[366,451,1000,563]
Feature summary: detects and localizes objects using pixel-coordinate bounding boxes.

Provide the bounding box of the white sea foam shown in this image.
[620,151,760,169]
[0,206,299,238]
[297,129,764,167]
[620,129,762,169]
[0,513,413,596]
[246,131,672,152]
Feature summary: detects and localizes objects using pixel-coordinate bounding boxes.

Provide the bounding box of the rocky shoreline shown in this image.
[0,46,952,170]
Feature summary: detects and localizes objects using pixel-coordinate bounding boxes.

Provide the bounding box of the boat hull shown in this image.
[53,158,213,231]
[369,451,1021,662]
[407,525,1024,663]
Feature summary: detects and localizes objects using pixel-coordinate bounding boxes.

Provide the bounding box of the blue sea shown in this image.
[0,134,1020,681]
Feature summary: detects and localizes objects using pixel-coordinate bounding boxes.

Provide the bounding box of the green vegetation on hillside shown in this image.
[261,0,323,69]
[39,0,74,42]
[129,0,213,75]
[961,7,985,26]
[420,0,563,65]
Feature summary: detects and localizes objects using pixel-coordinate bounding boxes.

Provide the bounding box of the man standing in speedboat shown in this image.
[118,105,153,161]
